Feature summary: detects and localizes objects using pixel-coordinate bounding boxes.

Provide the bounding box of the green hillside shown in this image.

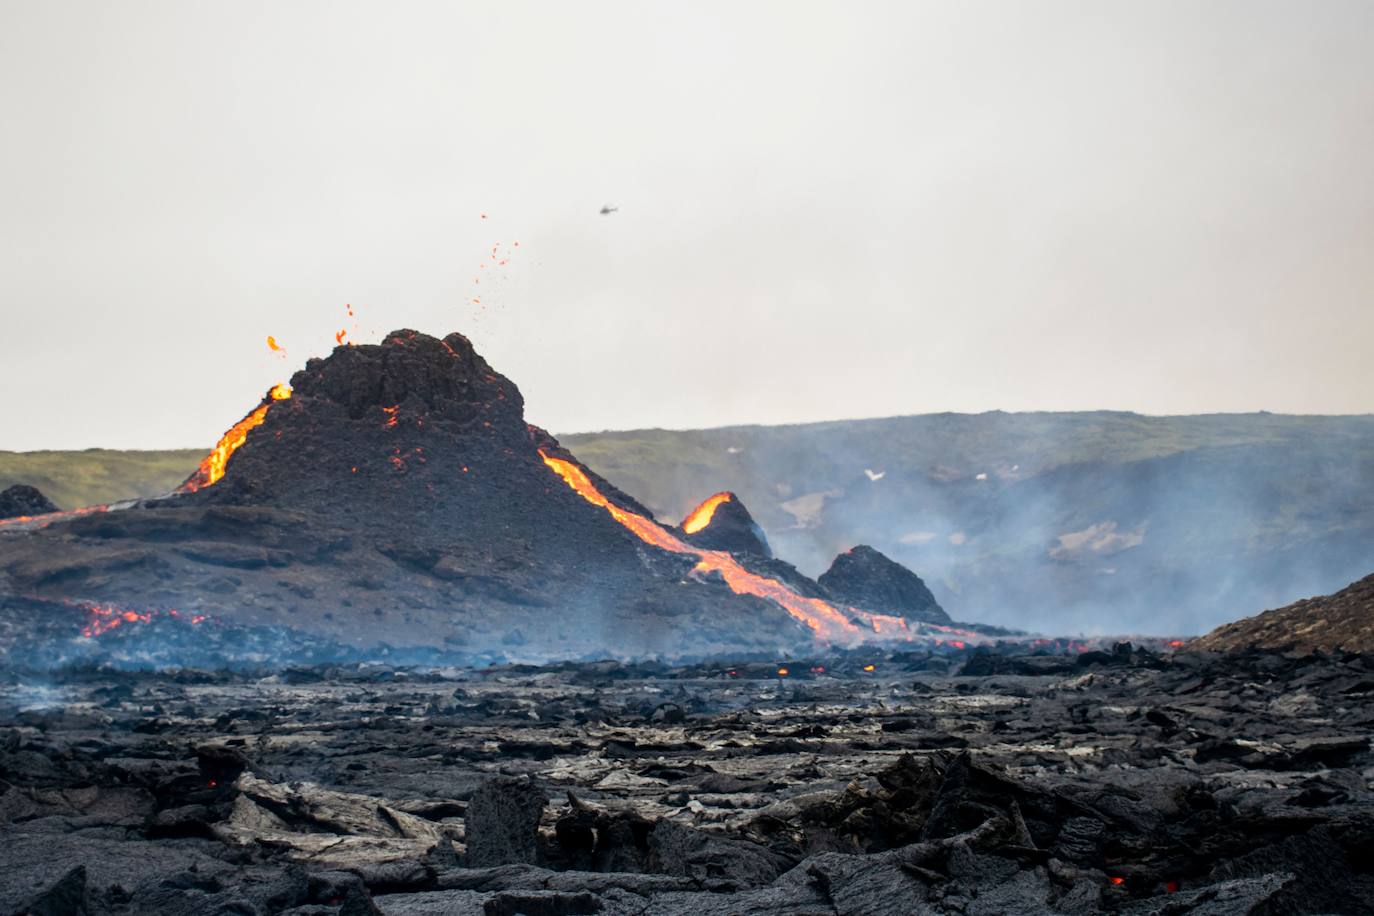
[0,449,205,511]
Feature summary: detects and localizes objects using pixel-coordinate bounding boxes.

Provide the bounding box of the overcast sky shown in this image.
[1,0,1371,451]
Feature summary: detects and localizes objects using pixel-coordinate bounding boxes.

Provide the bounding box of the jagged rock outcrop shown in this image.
[0,484,58,520]
[1193,572,1374,653]
[818,545,950,625]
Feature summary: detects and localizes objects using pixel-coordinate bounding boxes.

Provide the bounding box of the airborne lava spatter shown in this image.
[682,491,733,534]
[178,383,292,493]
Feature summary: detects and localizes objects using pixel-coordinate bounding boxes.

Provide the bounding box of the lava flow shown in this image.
[681,491,732,534]
[0,503,109,531]
[540,451,864,642]
[179,383,292,493]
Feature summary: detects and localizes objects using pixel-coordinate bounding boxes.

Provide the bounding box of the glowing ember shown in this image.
[178,384,292,493]
[777,667,790,676]
[80,602,208,637]
[681,491,732,534]
[539,450,863,642]
[266,335,283,351]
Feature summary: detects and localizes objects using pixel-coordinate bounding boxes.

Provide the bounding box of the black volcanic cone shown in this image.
[818,545,950,625]
[0,330,813,661]
[679,493,772,558]
[0,485,59,520]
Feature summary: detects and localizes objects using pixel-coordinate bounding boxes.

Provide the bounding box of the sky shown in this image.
[1,0,1372,451]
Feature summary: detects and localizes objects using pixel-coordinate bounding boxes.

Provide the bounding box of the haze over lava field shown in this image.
[8,411,1373,637]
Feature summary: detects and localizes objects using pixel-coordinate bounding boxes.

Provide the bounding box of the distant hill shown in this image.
[0,449,204,511]
[563,412,1374,636]
[6,411,1373,636]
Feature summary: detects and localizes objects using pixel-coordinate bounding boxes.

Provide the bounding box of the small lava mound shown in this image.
[0,484,59,520]
[678,491,772,557]
[1193,571,1374,654]
[819,544,951,625]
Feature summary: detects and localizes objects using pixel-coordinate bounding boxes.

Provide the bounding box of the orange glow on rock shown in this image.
[179,385,292,493]
[681,492,732,534]
[80,603,208,637]
[539,450,863,642]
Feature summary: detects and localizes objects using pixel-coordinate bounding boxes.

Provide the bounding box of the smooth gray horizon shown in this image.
[2,0,1372,451]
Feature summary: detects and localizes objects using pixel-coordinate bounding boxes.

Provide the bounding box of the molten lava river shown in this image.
[538,451,955,647]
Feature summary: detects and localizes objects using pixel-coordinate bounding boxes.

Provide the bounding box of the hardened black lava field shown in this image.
[2,646,1372,915]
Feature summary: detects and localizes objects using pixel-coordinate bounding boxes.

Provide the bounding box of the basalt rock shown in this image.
[818,545,950,625]
[1193,571,1374,653]
[464,777,548,868]
[0,484,59,520]
[3,650,1373,914]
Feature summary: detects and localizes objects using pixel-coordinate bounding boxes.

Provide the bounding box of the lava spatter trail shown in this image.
[178,383,292,493]
[539,451,864,643]
[681,491,732,534]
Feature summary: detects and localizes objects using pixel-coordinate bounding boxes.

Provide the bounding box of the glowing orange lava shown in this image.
[0,503,108,530]
[81,603,208,637]
[539,450,862,642]
[681,491,732,534]
[179,384,292,493]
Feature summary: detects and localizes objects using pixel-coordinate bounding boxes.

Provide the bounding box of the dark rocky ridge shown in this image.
[819,545,950,625]
[0,330,954,664]
[0,484,58,519]
[1194,571,1374,653]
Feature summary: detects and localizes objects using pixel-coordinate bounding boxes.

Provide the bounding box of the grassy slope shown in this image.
[0,449,205,510]
[562,412,1364,521]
